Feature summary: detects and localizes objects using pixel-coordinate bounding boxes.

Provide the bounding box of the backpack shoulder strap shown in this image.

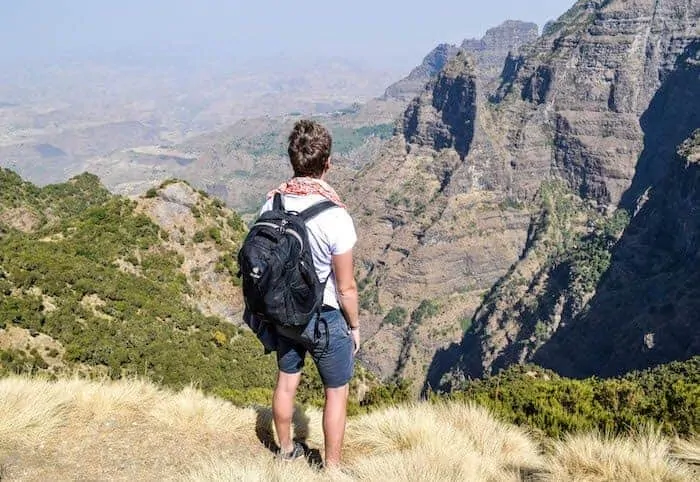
[298,200,338,222]
[272,193,284,211]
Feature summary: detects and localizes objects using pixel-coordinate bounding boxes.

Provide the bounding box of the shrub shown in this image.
[498,197,525,210]
[207,227,222,244]
[383,307,408,326]
[411,299,439,325]
[227,213,246,232]
[444,359,700,437]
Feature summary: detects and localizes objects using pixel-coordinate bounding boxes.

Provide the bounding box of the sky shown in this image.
[0,0,575,69]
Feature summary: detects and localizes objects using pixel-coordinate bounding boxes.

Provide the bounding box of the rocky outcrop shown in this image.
[461,20,539,84]
[384,21,539,102]
[384,44,460,100]
[159,182,200,208]
[136,181,247,324]
[402,53,478,161]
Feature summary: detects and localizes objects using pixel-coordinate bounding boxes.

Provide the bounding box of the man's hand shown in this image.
[350,327,360,355]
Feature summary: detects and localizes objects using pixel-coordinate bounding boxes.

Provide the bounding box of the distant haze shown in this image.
[2,0,574,69]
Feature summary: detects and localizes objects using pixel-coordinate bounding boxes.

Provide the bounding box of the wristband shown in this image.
[349,326,360,330]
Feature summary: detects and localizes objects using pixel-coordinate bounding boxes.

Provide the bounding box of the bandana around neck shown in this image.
[267,177,346,208]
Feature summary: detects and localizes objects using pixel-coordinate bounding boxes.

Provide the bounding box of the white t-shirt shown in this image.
[259,193,357,309]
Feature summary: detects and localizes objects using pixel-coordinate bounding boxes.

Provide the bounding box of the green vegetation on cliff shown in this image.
[0,171,260,391]
[331,123,395,153]
[445,358,699,437]
[0,169,407,413]
[471,181,630,362]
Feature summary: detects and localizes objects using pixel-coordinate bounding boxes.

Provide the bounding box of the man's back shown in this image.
[259,193,356,309]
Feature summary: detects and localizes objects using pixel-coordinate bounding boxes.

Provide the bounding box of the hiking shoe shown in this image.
[276,441,305,461]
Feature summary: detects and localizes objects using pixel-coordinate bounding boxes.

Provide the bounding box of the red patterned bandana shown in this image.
[267,177,346,208]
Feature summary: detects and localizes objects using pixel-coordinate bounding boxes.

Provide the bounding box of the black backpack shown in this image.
[238,193,336,328]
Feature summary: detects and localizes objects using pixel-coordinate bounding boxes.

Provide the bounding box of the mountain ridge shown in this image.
[344,0,700,387]
[384,20,539,101]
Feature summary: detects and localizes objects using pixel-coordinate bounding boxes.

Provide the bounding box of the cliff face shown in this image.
[461,20,539,84]
[429,36,700,387]
[384,44,460,101]
[489,0,700,206]
[402,53,478,160]
[346,0,699,387]
[384,21,539,102]
[535,130,700,378]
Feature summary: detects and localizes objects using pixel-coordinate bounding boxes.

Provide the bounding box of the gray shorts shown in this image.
[276,308,354,388]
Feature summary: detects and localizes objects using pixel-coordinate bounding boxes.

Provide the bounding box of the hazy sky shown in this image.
[1,0,575,68]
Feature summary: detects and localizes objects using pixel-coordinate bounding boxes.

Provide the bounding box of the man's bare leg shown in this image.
[323,383,349,467]
[273,371,302,453]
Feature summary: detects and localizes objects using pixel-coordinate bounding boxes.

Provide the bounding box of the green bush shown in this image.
[358,275,381,314]
[411,299,439,325]
[227,213,246,232]
[443,359,700,437]
[361,378,412,408]
[459,317,473,333]
[498,197,524,211]
[0,348,49,375]
[207,227,222,244]
[383,307,408,326]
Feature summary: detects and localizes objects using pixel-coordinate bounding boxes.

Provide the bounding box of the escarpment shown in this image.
[345,0,699,388]
[384,20,539,102]
[403,52,478,161]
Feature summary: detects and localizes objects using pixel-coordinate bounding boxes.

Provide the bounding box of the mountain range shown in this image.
[0,56,401,196]
[1,0,698,397]
[340,0,700,390]
[2,3,700,478]
[384,20,539,100]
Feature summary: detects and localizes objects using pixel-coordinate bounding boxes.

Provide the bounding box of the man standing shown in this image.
[254,120,361,467]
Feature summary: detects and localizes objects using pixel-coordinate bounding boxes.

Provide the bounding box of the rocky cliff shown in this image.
[346,0,699,388]
[442,128,700,384]
[434,22,700,388]
[489,0,699,206]
[384,21,539,101]
[535,130,700,378]
[402,52,478,160]
[384,44,460,100]
[461,20,539,84]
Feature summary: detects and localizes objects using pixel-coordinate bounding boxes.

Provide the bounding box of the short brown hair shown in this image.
[287,120,332,177]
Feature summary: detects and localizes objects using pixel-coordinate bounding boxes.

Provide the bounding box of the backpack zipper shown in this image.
[253,222,304,251]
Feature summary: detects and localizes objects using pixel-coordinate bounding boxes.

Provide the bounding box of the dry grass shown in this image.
[342,402,542,480]
[0,377,73,447]
[672,438,700,467]
[0,376,697,481]
[538,430,695,481]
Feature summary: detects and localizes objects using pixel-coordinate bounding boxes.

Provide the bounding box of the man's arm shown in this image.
[332,249,360,354]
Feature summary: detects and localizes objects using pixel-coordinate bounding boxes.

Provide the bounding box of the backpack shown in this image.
[237,193,336,328]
